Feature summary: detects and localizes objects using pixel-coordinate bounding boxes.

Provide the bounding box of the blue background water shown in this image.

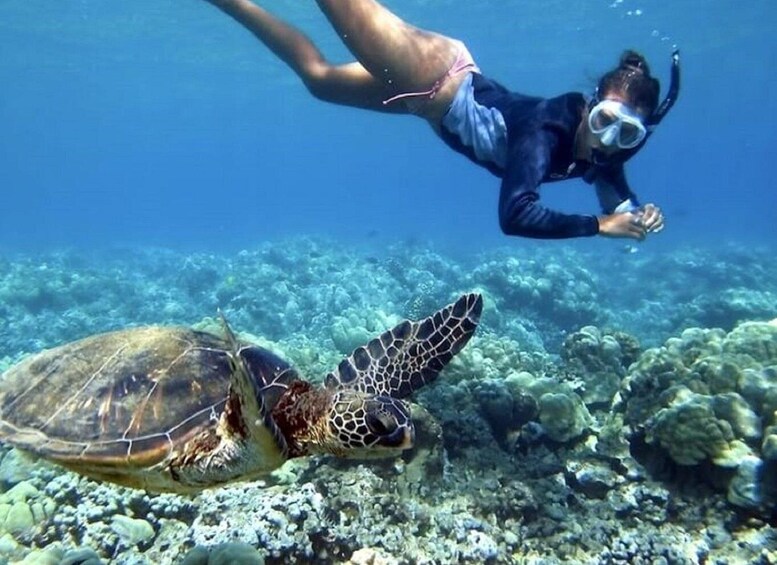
[0,0,774,252]
[0,6,776,561]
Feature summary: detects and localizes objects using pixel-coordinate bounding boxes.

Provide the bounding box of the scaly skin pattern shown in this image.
[271,381,336,457]
[272,381,415,459]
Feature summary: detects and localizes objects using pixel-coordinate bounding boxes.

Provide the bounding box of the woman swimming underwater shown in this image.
[204,0,680,241]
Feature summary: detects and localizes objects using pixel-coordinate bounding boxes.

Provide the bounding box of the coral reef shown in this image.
[619,320,777,509]
[0,239,774,563]
[560,326,640,406]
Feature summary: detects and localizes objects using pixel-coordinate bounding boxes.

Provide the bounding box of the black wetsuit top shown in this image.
[438,73,640,239]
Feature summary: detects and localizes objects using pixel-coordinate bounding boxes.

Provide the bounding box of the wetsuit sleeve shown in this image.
[498,134,599,239]
[593,164,640,214]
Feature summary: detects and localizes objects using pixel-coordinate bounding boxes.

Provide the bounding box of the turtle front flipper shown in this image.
[325,293,483,399]
[219,316,289,471]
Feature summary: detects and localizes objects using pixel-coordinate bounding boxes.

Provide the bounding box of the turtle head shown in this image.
[325,390,414,458]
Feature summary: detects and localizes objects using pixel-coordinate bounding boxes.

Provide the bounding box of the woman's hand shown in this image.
[639,203,664,233]
[597,212,647,240]
[598,203,665,240]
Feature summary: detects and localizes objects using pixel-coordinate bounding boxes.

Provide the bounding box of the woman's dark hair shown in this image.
[597,50,660,115]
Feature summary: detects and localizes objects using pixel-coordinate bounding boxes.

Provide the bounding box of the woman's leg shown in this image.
[315,0,467,119]
[206,0,402,112]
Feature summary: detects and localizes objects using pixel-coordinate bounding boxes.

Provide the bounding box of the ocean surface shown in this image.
[0,1,775,564]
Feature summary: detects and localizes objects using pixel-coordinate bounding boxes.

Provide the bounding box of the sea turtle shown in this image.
[0,293,482,493]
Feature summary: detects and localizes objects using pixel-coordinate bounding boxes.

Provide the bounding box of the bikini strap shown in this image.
[382,49,479,105]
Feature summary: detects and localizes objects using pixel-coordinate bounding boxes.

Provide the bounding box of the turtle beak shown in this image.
[391,423,415,450]
[363,399,415,449]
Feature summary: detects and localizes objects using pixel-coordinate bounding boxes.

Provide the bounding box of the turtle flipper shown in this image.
[220,314,289,464]
[218,309,241,352]
[325,293,483,399]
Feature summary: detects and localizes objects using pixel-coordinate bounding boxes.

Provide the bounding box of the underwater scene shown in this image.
[1,0,776,564]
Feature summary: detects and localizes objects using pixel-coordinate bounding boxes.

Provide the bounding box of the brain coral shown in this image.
[560,326,640,406]
[618,319,777,509]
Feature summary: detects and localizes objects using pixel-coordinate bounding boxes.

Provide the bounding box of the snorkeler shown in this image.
[204,0,680,241]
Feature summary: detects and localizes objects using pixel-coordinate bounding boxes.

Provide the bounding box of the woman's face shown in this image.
[584,91,649,157]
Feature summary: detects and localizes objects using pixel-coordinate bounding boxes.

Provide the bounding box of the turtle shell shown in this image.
[0,326,293,489]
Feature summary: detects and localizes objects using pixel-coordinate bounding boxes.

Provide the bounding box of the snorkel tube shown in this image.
[645,48,680,131]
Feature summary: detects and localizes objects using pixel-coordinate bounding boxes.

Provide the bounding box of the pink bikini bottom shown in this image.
[382,44,480,107]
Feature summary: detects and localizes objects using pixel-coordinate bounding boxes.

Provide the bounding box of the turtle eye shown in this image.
[366,411,398,436]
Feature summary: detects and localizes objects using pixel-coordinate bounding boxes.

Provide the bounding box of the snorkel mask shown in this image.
[588,99,647,149]
[589,49,681,166]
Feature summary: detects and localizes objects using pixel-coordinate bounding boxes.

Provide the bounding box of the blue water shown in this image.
[1,5,777,562]
[0,0,775,251]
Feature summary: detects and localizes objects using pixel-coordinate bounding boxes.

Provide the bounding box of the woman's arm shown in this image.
[498,140,600,239]
[594,165,639,214]
[499,141,660,240]
[594,165,664,237]
[499,186,601,239]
